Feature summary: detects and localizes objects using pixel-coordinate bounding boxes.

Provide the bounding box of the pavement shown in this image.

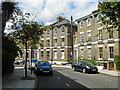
[2,66,37,90]
[52,64,120,77]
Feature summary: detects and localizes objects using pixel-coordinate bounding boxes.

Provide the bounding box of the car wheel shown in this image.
[72,67,75,71]
[82,68,86,73]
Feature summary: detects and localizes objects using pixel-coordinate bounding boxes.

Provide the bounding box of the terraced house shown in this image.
[75,10,120,70]
[39,16,77,64]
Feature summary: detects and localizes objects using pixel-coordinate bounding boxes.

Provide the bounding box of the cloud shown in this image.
[5,0,98,25]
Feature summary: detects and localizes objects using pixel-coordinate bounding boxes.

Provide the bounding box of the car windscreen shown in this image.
[82,61,93,66]
[38,61,51,66]
[30,60,38,63]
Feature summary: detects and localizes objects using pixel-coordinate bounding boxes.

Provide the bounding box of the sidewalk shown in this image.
[98,69,120,77]
[2,67,37,89]
[52,64,120,77]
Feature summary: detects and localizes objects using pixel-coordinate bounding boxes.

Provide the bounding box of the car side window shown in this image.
[78,61,82,65]
[74,61,78,65]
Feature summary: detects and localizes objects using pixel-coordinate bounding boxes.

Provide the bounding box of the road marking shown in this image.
[66,83,70,87]
[57,77,60,80]
[106,79,111,81]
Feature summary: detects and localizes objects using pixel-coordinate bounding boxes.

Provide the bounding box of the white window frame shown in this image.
[54,51,57,59]
[108,46,114,60]
[87,48,91,59]
[61,25,65,34]
[98,27,103,40]
[80,49,84,59]
[54,39,57,46]
[73,35,76,45]
[61,38,64,46]
[97,14,102,24]
[80,21,84,28]
[61,50,64,59]
[98,47,103,60]
[47,40,49,47]
[47,51,49,57]
[87,18,91,27]
[87,30,91,41]
[80,33,84,42]
[53,27,58,34]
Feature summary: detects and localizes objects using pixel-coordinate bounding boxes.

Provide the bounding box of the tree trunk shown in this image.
[31,47,33,75]
[25,34,27,77]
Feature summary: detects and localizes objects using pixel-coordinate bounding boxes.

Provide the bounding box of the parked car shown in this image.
[72,60,98,73]
[28,59,38,70]
[14,61,20,65]
[34,61,53,75]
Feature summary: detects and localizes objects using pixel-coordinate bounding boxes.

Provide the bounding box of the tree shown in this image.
[12,17,47,77]
[98,1,120,55]
[1,1,20,35]
[1,1,21,76]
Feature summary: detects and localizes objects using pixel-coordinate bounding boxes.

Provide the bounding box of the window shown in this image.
[99,47,103,59]
[108,28,113,39]
[41,51,43,57]
[80,49,84,59]
[80,21,84,28]
[61,50,64,59]
[54,39,57,46]
[87,18,91,26]
[109,47,114,59]
[73,36,76,45]
[41,40,44,47]
[88,48,91,59]
[98,14,102,24]
[47,40,49,47]
[80,34,84,42]
[61,38,64,46]
[54,27,57,34]
[47,30,50,35]
[98,29,102,40]
[87,32,91,42]
[61,26,65,33]
[54,51,57,59]
[47,51,49,57]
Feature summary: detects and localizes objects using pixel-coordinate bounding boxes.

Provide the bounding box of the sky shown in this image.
[14,0,99,25]
[1,0,99,33]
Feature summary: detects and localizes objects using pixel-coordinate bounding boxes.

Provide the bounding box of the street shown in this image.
[36,67,119,89]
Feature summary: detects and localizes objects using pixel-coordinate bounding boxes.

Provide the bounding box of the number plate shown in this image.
[43,71,49,73]
[92,69,96,71]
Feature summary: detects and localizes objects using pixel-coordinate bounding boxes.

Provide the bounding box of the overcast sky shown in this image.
[13,0,99,25]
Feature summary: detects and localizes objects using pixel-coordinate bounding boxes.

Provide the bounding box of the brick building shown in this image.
[75,10,120,70]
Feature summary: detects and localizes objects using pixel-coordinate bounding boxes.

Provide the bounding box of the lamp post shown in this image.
[70,16,73,63]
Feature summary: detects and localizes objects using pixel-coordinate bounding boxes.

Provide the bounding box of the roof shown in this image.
[52,19,77,27]
[75,14,92,22]
[75,10,98,22]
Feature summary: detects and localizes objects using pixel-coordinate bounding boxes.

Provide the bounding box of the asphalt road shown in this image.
[36,67,118,89]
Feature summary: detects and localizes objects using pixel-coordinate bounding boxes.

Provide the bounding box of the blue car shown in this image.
[34,61,53,75]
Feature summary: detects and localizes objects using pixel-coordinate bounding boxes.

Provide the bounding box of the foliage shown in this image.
[114,55,120,70]
[2,36,21,76]
[98,1,120,31]
[1,1,20,35]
